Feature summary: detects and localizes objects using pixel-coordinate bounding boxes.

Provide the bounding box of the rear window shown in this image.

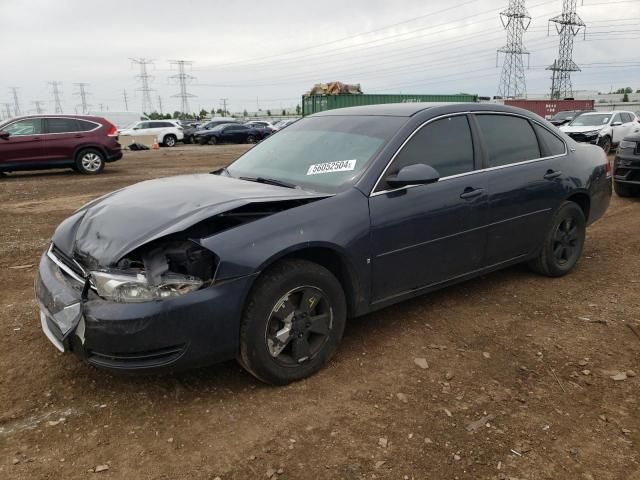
[476,114,540,167]
[47,118,79,134]
[76,120,98,131]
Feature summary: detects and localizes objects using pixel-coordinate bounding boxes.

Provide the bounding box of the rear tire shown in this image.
[528,201,586,277]
[246,135,257,144]
[75,149,105,175]
[614,181,640,197]
[239,259,347,385]
[163,134,177,147]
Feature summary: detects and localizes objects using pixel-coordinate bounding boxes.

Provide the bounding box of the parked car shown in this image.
[188,119,239,144]
[613,133,640,197]
[0,114,121,175]
[36,103,611,384]
[560,110,640,154]
[196,123,262,145]
[274,119,298,130]
[245,120,276,137]
[549,110,591,126]
[118,120,184,147]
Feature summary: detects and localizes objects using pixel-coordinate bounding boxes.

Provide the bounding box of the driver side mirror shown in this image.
[386,163,440,189]
[612,121,622,127]
[0,130,10,140]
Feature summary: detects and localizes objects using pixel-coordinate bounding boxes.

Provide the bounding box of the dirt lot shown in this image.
[1,145,639,480]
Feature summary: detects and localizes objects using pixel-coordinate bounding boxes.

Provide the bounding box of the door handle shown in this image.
[460,187,484,199]
[74,134,84,138]
[544,169,562,180]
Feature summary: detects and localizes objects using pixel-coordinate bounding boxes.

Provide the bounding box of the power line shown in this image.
[547,0,585,99]
[130,58,155,113]
[169,60,196,114]
[497,0,531,98]
[9,87,21,117]
[73,82,90,114]
[48,81,63,114]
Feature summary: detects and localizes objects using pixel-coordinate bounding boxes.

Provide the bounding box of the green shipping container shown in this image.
[302,93,478,116]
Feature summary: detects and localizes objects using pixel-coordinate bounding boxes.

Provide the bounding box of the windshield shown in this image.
[226,115,406,193]
[569,114,611,127]
[553,111,576,120]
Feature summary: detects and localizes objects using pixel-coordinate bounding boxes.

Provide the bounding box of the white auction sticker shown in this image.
[307,159,357,175]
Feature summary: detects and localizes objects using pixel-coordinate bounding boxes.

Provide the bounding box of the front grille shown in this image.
[87,345,186,370]
[568,133,597,143]
[49,244,87,283]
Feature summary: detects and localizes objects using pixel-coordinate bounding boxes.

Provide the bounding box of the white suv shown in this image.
[119,120,184,147]
[560,110,639,154]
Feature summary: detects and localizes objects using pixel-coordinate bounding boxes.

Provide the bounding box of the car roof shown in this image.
[581,111,631,115]
[310,102,544,118]
[5,113,107,122]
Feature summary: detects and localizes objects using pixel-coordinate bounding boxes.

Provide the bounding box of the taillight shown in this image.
[605,154,612,177]
[105,121,118,137]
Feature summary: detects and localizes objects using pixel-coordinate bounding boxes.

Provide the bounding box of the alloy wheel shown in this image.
[81,153,102,172]
[265,286,333,366]
[552,216,580,266]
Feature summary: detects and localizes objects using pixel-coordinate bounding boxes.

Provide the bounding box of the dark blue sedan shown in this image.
[35,103,612,384]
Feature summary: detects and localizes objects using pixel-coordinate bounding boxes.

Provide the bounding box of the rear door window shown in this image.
[47,118,79,134]
[385,114,474,183]
[533,124,566,157]
[476,114,540,167]
[621,113,633,123]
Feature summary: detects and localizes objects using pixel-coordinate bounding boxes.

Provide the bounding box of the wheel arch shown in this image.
[73,143,108,161]
[251,243,362,318]
[565,191,591,222]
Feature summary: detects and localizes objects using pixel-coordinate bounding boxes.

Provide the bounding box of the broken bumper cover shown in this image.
[35,251,254,373]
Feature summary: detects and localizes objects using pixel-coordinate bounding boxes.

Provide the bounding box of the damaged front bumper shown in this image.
[35,248,255,373]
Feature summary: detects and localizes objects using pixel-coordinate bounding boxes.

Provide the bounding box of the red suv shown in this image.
[0,115,122,175]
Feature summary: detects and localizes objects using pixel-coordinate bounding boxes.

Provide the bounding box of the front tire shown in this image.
[246,135,257,144]
[75,149,105,175]
[614,181,640,197]
[528,201,586,277]
[163,134,177,147]
[239,259,347,385]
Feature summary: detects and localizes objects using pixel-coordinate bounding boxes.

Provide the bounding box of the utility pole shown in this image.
[157,95,163,115]
[220,98,229,117]
[73,82,90,114]
[496,0,530,99]
[48,81,63,113]
[98,103,105,112]
[169,60,196,116]
[130,58,155,113]
[122,89,129,111]
[9,87,21,117]
[547,0,585,99]
[32,100,45,114]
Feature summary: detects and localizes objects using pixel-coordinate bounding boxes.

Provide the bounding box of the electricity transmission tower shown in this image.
[32,101,45,114]
[496,0,531,99]
[9,87,21,116]
[74,83,91,113]
[123,89,129,111]
[220,98,229,117]
[130,58,155,113]
[547,0,585,99]
[169,60,196,115]
[48,81,63,113]
[157,95,163,115]
[1,103,12,119]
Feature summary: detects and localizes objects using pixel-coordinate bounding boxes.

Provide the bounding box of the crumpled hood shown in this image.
[560,125,606,134]
[52,174,322,268]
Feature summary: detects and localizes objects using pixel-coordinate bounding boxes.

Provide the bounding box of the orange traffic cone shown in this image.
[151,138,159,150]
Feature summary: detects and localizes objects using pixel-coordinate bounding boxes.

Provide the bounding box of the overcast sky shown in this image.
[1,0,639,116]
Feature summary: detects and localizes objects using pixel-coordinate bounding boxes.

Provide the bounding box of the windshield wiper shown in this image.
[240,176,298,189]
